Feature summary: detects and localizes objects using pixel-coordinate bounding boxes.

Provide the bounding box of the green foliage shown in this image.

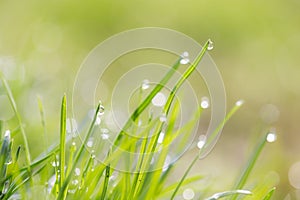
[0,42,276,199]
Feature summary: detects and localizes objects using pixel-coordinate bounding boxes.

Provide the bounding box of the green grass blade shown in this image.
[59,94,67,199]
[57,101,102,199]
[171,101,243,199]
[0,72,31,171]
[229,132,270,200]
[205,190,252,200]
[99,164,110,200]
[263,187,276,200]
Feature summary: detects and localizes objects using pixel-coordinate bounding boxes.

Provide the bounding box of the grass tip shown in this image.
[235,100,244,107]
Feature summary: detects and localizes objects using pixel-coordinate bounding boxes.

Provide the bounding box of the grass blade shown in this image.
[229,132,270,200]
[99,164,110,200]
[0,72,31,171]
[57,101,102,199]
[59,94,67,199]
[205,190,252,200]
[171,101,244,199]
[263,187,276,200]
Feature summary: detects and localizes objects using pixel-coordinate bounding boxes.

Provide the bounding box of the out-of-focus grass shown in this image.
[0,0,299,198]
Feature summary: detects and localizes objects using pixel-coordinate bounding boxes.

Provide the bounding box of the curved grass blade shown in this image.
[57,101,102,199]
[0,72,31,171]
[171,101,244,199]
[205,190,252,200]
[99,163,110,200]
[263,187,276,200]
[229,132,270,200]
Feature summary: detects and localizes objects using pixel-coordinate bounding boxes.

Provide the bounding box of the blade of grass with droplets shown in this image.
[136,40,211,195]
[148,39,211,156]
[0,72,31,171]
[143,100,181,199]
[59,95,67,199]
[205,190,252,200]
[57,101,101,199]
[99,164,110,200]
[263,187,276,200]
[229,132,270,200]
[170,101,244,199]
[113,58,181,146]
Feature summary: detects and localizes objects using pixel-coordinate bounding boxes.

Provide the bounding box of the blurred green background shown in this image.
[0,0,300,198]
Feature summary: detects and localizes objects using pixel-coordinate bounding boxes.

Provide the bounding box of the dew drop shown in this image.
[72,179,79,186]
[101,133,109,140]
[158,132,165,144]
[180,58,190,65]
[141,79,150,90]
[266,131,277,143]
[159,113,167,122]
[4,130,11,139]
[75,168,81,176]
[87,138,93,148]
[152,92,166,107]
[235,99,244,107]
[162,155,171,172]
[197,135,206,149]
[200,97,210,109]
[2,181,9,194]
[207,39,214,50]
[183,188,195,200]
[99,105,105,115]
[68,189,76,194]
[51,161,59,167]
[181,51,189,58]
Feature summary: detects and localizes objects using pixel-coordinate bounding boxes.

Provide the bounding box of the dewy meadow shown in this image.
[0,28,277,200]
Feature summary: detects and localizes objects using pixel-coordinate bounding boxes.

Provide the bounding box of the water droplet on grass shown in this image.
[51,161,59,167]
[197,135,206,149]
[181,51,189,57]
[4,130,10,139]
[141,79,150,90]
[87,138,93,147]
[75,168,81,176]
[266,131,277,143]
[180,58,190,65]
[99,105,105,115]
[158,132,165,144]
[235,100,244,107]
[201,97,210,109]
[152,92,166,107]
[2,181,9,194]
[208,39,214,50]
[159,113,167,122]
[101,133,109,140]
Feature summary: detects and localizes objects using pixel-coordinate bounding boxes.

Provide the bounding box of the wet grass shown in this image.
[0,41,276,199]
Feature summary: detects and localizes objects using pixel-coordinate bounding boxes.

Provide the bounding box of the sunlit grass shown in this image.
[0,41,276,199]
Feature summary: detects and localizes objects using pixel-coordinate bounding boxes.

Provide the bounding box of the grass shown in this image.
[0,40,276,199]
